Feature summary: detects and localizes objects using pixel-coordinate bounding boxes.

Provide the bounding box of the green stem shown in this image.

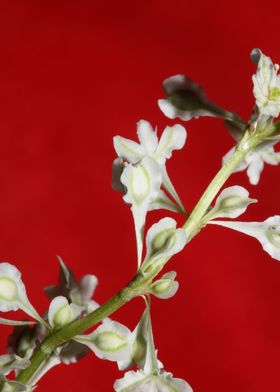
[17,129,262,386]
[17,271,156,384]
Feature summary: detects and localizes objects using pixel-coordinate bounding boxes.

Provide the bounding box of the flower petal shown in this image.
[142,218,187,273]
[0,263,46,327]
[121,157,162,268]
[149,190,182,214]
[0,318,36,326]
[78,275,98,301]
[205,186,257,220]
[208,216,280,261]
[74,321,133,362]
[160,163,186,214]
[113,136,145,164]
[48,296,78,328]
[247,153,264,185]
[252,48,280,118]
[144,217,177,261]
[136,120,158,154]
[156,124,187,159]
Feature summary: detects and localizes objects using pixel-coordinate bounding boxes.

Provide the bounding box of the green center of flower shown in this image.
[93,332,127,352]
[53,305,73,327]
[130,166,150,203]
[269,87,280,101]
[219,195,246,209]
[151,228,174,255]
[152,279,172,294]
[0,277,18,301]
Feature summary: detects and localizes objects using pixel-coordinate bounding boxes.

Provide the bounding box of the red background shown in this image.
[0,1,280,391]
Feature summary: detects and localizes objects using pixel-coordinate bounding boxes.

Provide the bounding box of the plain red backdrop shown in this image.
[0,1,280,391]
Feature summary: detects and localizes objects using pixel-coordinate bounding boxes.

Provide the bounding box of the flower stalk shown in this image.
[16,125,263,386]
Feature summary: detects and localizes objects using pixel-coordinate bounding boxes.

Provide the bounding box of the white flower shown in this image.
[223,144,280,185]
[141,217,187,273]
[112,158,182,215]
[121,157,163,268]
[74,321,133,362]
[204,186,257,221]
[208,215,280,261]
[45,256,99,314]
[117,307,149,371]
[150,271,179,299]
[113,120,187,214]
[114,305,192,392]
[0,263,46,327]
[251,48,280,118]
[48,296,80,329]
[0,354,30,376]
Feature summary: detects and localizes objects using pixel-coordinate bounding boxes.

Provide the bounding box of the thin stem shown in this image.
[17,129,262,386]
[183,131,261,239]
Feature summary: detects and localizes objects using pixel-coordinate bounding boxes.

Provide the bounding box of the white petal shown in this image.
[74,321,133,362]
[136,120,158,154]
[209,216,280,261]
[113,136,145,164]
[160,164,186,214]
[247,153,264,185]
[48,296,76,328]
[121,157,162,206]
[158,99,180,120]
[118,307,149,371]
[142,218,187,273]
[0,263,46,326]
[78,275,98,301]
[0,318,36,326]
[205,185,257,220]
[252,49,280,117]
[156,125,187,160]
[121,157,162,268]
[149,190,182,214]
[144,217,177,261]
[259,146,280,165]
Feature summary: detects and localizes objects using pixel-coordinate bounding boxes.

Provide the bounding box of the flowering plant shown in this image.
[0,48,280,391]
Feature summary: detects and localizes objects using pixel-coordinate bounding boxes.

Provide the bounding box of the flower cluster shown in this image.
[1,48,280,391]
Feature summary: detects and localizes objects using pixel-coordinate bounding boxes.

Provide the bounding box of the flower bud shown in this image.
[150,271,179,299]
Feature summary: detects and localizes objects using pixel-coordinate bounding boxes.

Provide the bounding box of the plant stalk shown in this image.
[17,129,262,385]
